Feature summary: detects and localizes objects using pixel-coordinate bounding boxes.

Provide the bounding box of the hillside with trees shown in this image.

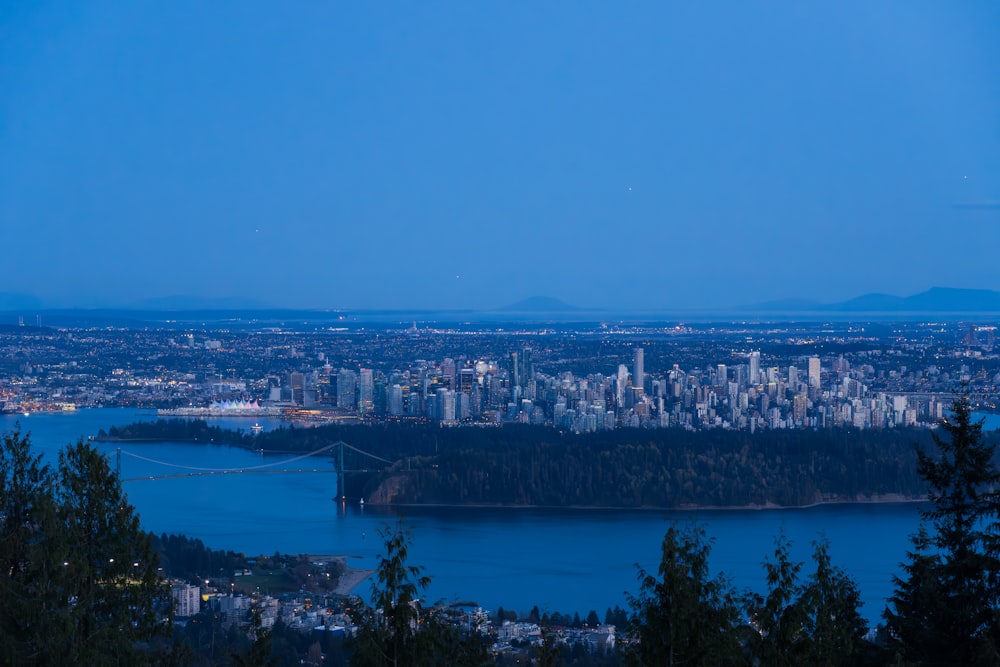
[363,427,936,507]
[98,419,957,508]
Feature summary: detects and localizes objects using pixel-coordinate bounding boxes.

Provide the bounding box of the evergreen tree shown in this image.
[0,432,170,664]
[529,605,541,624]
[604,605,628,628]
[536,625,562,667]
[799,539,869,666]
[743,534,807,666]
[57,440,170,663]
[745,535,869,667]
[0,428,71,664]
[351,519,431,666]
[880,527,950,663]
[626,523,744,666]
[351,519,489,667]
[883,394,1000,664]
[230,606,278,667]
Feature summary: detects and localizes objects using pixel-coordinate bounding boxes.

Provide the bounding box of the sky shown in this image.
[1,1,999,312]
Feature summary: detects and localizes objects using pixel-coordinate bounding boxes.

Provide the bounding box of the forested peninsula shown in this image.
[95,419,967,508]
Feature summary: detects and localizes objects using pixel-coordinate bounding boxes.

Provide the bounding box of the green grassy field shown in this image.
[231,571,299,595]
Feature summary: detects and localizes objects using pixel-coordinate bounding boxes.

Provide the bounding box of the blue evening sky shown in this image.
[1,2,998,311]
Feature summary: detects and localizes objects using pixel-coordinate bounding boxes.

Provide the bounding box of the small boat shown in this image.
[250,423,264,433]
[359,498,365,506]
[21,411,29,417]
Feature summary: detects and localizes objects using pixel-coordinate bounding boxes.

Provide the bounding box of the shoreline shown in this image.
[303,555,374,596]
[375,494,929,513]
[333,566,374,596]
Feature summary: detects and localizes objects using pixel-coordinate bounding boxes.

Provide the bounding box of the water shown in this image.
[980,412,1000,432]
[1,408,927,624]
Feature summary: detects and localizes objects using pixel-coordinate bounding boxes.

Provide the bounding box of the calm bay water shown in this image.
[6,408,987,623]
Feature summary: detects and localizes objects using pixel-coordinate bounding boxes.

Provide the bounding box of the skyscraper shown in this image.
[520,347,533,389]
[749,351,760,385]
[337,369,357,410]
[633,347,644,393]
[389,384,403,416]
[441,358,456,391]
[808,356,821,388]
[359,368,374,415]
[438,389,456,423]
[459,367,476,395]
[289,372,305,406]
[616,364,628,406]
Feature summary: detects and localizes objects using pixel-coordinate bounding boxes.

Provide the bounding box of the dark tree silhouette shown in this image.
[883,393,1000,664]
[743,534,807,666]
[799,539,869,666]
[626,523,744,666]
[350,519,488,667]
[0,431,169,664]
[0,428,69,664]
[57,441,170,662]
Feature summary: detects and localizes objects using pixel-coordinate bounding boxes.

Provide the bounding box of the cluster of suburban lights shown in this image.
[61,559,141,566]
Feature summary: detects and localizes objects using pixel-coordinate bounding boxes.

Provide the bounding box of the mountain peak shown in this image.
[833,287,1000,312]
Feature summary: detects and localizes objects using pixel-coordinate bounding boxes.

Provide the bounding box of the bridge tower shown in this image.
[336,441,345,500]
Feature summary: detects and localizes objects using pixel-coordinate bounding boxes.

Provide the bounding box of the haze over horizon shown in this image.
[2,2,999,311]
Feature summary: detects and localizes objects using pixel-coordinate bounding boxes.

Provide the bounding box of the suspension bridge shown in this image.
[116,440,397,500]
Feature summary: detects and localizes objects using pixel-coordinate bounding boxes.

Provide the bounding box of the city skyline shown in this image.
[2,2,999,311]
[2,314,991,433]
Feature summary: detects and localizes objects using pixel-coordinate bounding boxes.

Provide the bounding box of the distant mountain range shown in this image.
[3,287,1000,317]
[508,288,1000,315]
[751,287,1000,313]
[498,296,581,312]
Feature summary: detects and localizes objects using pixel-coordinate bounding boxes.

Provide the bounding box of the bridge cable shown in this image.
[336,440,395,465]
[119,442,338,473]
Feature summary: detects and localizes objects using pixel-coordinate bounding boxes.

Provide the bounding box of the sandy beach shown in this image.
[303,555,374,596]
[334,565,374,596]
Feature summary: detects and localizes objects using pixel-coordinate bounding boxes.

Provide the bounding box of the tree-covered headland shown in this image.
[101,418,946,508]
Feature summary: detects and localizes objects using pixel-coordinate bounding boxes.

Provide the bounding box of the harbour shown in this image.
[0,407,937,623]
